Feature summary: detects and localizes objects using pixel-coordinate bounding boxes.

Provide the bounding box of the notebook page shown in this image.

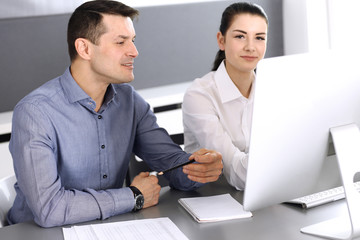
[178,193,252,223]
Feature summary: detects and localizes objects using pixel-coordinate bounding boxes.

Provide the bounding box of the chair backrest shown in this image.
[0,175,16,228]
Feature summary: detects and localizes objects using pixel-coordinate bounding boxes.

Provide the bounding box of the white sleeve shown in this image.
[182,86,247,190]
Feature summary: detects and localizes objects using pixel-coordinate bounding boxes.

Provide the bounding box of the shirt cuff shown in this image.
[85,187,134,220]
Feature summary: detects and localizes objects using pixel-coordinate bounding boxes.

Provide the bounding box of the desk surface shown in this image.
[0,177,347,240]
[0,111,12,135]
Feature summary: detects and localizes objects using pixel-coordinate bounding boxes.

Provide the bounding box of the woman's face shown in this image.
[217,13,268,76]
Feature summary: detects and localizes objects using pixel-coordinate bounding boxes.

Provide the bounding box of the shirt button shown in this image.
[103,174,108,179]
[98,115,102,119]
[101,145,105,149]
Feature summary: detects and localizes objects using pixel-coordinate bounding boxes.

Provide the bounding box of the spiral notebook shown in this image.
[178,193,252,223]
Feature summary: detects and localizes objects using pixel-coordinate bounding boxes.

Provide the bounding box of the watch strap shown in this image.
[129,186,142,196]
[129,186,144,212]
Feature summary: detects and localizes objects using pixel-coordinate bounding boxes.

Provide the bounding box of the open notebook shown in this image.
[178,193,252,223]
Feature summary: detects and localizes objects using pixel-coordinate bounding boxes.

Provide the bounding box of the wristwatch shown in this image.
[129,186,144,212]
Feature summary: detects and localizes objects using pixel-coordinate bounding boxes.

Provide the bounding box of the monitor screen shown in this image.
[243,50,360,212]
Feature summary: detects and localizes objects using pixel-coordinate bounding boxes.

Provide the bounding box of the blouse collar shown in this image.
[214,60,255,103]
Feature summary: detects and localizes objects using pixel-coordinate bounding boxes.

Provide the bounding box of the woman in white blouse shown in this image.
[182,2,268,190]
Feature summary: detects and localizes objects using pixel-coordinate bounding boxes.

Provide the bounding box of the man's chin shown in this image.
[114,76,134,84]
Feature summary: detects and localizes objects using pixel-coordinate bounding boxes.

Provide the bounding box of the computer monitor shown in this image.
[243,50,360,239]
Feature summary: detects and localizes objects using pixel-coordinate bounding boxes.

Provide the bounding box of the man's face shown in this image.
[89,14,138,85]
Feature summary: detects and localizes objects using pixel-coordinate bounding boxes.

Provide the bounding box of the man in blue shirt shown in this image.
[8,1,223,228]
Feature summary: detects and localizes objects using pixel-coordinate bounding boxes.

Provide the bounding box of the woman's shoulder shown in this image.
[189,71,216,90]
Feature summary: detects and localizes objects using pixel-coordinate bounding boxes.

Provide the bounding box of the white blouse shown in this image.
[182,61,254,190]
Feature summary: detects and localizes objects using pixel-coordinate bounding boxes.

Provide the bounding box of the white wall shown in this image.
[0,0,220,19]
[283,0,360,55]
[283,0,329,55]
[327,0,360,51]
[282,0,309,55]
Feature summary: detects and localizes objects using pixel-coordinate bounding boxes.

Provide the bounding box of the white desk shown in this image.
[137,81,191,136]
[0,111,12,136]
[0,111,13,179]
[136,81,191,110]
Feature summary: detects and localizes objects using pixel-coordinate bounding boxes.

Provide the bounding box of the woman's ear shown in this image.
[74,38,92,60]
[216,31,225,51]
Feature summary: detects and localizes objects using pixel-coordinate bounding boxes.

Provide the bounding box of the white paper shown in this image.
[62,228,77,240]
[178,193,252,223]
[62,217,188,240]
[63,225,99,240]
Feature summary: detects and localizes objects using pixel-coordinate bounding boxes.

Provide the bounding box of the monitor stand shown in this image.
[301,123,360,240]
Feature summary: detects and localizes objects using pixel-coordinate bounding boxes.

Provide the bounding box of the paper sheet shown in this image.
[62,217,189,240]
[178,193,252,223]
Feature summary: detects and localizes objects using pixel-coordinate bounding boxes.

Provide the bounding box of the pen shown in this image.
[156,159,196,176]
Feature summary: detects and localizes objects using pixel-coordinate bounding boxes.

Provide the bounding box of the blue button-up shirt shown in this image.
[8,68,202,227]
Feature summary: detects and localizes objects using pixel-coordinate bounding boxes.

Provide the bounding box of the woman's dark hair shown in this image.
[212,2,268,71]
[67,0,139,61]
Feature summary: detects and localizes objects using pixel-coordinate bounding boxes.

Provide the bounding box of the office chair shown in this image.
[0,174,16,228]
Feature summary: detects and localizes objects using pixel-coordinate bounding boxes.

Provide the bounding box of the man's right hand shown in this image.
[130,172,161,208]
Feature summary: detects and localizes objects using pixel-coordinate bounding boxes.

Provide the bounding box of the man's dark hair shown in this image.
[67,0,139,61]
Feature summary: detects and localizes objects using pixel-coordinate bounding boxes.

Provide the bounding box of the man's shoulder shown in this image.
[17,77,63,107]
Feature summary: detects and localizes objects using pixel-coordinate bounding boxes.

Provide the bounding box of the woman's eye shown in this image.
[235,35,245,39]
[256,36,266,41]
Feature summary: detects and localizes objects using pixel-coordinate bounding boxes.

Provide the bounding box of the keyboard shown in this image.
[287,181,360,209]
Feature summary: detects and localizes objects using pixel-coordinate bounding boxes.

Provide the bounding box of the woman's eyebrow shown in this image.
[233,29,247,34]
[232,29,267,35]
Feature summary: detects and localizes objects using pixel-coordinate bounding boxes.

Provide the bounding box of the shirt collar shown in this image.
[214,61,255,103]
[60,67,117,106]
[101,84,117,109]
[61,67,90,103]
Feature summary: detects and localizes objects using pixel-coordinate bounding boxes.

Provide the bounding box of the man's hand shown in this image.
[183,148,223,183]
[131,172,161,209]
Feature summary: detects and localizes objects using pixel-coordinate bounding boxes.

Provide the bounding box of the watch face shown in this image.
[130,186,144,211]
[135,195,144,210]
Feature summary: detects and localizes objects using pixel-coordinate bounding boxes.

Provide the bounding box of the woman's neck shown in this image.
[227,67,255,98]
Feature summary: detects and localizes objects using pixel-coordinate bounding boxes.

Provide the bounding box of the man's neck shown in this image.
[70,63,108,112]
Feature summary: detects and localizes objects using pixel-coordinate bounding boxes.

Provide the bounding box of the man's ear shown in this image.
[216,31,225,51]
[74,38,92,60]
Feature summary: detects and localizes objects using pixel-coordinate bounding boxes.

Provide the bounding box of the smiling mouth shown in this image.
[241,56,257,61]
[121,63,134,70]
